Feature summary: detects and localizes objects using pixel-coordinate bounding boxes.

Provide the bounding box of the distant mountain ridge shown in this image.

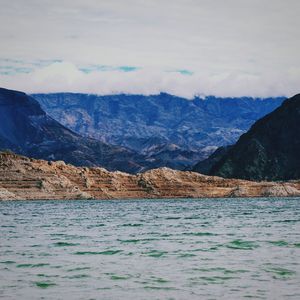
[0,87,156,173]
[206,94,300,181]
[33,92,284,169]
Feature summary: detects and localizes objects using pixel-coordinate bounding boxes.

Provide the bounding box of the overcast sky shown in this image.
[0,0,299,98]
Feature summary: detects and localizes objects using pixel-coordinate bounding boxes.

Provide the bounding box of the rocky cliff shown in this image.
[1,152,299,200]
[209,94,300,181]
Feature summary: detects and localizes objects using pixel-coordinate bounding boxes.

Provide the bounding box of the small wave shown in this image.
[226,240,259,250]
[183,232,218,237]
[110,274,131,280]
[67,267,91,272]
[118,238,158,243]
[197,275,239,284]
[263,266,296,279]
[37,274,59,278]
[53,242,80,247]
[118,239,140,243]
[178,253,196,258]
[275,219,299,223]
[121,223,143,227]
[267,240,289,247]
[145,250,167,258]
[16,263,50,268]
[74,250,122,255]
[151,277,170,283]
[143,286,177,290]
[34,281,56,288]
[87,223,105,228]
[184,215,200,220]
[64,274,90,279]
[0,260,15,264]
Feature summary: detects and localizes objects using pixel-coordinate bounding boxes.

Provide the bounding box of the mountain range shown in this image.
[33,92,284,169]
[0,87,156,173]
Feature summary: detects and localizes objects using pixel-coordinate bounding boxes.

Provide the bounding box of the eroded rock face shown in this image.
[0,152,300,200]
[0,187,16,200]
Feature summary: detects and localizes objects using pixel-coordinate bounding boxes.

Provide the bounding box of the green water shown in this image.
[0,198,300,299]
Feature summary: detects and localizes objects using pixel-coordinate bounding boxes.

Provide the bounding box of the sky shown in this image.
[0,0,299,98]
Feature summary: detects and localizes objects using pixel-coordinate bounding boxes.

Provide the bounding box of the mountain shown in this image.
[208,94,300,181]
[33,93,284,169]
[0,87,155,173]
[192,146,232,174]
[1,151,300,200]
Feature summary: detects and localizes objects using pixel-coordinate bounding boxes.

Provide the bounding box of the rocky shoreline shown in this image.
[0,152,300,200]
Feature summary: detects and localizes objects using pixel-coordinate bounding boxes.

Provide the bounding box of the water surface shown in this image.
[1,198,300,299]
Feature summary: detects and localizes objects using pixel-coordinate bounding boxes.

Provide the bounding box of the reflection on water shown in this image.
[0,198,300,299]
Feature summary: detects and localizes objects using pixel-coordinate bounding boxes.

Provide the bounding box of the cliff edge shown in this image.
[0,152,299,200]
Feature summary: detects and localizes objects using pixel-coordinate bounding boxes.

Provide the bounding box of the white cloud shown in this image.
[0,0,299,97]
[0,61,299,98]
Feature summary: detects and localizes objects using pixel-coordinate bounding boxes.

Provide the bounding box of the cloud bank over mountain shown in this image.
[0,0,299,97]
[0,61,299,98]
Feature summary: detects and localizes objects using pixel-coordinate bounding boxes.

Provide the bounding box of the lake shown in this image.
[0,198,300,299]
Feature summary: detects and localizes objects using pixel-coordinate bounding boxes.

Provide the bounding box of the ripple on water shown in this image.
[193,276,239,284]
[192,267,249,274]
[226,240,259,250]
[150,276,170,284]
[165,216,181,220]
[263,265,297,279]
[74,250,122,255]
[183,232,218,237]
[267,240,289,247]
[121,223,143,227]
[87,223,105,229]
[118,238,158,244]
[118,239,140,243]
[145,250,167,258]
[64,274,90,279]
[110,274,131,280]
[0,261,15,265]
[37,274,59,278]
[34,281,57,288]
[53,242,80,247]
[143,286,177,290]
[16,263,50,268]
[67,266,91,272]
[275,219,300,224]
[178,253,197,258]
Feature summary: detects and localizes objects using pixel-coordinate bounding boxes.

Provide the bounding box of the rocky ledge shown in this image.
[0,152,300,200]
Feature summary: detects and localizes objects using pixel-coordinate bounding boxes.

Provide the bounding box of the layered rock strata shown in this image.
[0,152,300,200]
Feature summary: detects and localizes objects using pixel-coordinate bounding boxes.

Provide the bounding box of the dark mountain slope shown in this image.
[0,87,152,173]
[192,146,232,174]
[209,94,300,181]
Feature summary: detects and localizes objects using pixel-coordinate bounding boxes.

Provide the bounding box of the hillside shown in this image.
[209,94,300,181]
[0,87,153,173]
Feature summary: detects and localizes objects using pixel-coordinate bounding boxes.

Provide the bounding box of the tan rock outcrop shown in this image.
[0,152,300,200]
